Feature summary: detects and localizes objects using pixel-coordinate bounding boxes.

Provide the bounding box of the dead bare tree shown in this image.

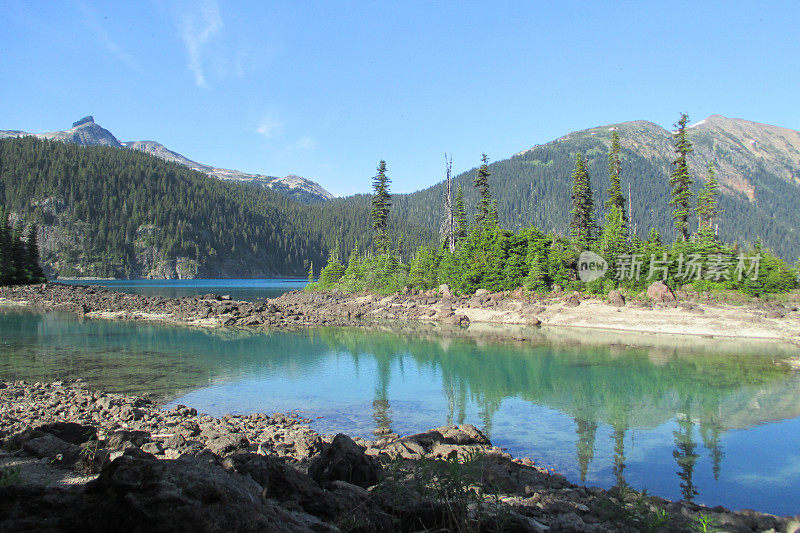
[440,154,456,252]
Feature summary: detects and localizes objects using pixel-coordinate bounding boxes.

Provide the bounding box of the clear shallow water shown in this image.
[56,278,307,301]
[1,308,799,515]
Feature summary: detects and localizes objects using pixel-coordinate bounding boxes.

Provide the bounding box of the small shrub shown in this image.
[690,513,721,533]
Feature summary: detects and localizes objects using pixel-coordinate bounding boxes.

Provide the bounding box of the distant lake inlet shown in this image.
[56,278,308,301]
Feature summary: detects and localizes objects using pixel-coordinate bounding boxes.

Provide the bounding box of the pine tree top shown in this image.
[474,154,493,226]
[475,153,491,188]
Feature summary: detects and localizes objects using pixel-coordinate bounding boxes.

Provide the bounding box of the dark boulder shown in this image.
[205,433,249,456]
[308,434,382,488]
[23,433,81,466]
[1,454,329,532]
[83,454,324,532]
[106,430,151,449]
[35,422,97,445]
[222,453,336,517]
[402,424,491,450]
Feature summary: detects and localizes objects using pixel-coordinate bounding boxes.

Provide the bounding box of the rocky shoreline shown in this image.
[2,380,797,532]
[2,283,800,530]
[1,282,799,342]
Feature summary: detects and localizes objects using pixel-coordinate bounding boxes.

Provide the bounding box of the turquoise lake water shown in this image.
[56,278,308,301]
[1,306,799,515]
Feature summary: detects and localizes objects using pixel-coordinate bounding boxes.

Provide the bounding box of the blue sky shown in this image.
[2,1,798,197]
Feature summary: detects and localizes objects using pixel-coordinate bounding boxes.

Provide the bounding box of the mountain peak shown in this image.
[1,118,329,203]
[72,116,95,128]
[689,114,732,128]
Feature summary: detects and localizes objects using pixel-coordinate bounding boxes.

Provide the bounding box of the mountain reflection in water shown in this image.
[1,309,799,515]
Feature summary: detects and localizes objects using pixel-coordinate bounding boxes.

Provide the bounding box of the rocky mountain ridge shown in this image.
[0,116,334,204]
[378,114,800,260]
[547,114,800,201]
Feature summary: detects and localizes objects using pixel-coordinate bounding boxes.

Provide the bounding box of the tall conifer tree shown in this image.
[10,226,27,284]
[599,205,628,268]
[669,113,694,240]
[606,130,626,221]
[371,160,392,254]
[474,154,493,226]
[696,161,721,230]
[26,223,45,282]
[602,130,629,254]
[0,208,12,284]
[569,153,597,248]
[454,185,467,242]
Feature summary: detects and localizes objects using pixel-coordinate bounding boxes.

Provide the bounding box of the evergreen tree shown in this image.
[524,228,551,292]
[474,154,493,226]
[396,233,405,262]
[307,261,314,283]
[647,228,662,246]
[371,160,392,254]
[9,226,28,284]
[454,185,468,242]
[0,208,12,284]
[569,153,597,248]
[408,246,440,290]
[598,205,628,271]
[481,226,507,291]
[669,113,694,240]
[342,243,362,278]
[696,161,721,230]
[547,237,575,290]
[319,242,345,285]
[606,130,627,221]
[26,223,45,282]
[487,199,499,227]
[459,225,485,293]
[501,231,528,289]
[436,249,459,290]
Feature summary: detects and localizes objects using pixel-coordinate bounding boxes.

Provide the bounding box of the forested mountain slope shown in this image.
[337,115,800,260]
[0,116,334,204]
[0,137,433,279]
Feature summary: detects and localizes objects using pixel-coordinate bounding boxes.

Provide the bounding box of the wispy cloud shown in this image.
[233,48,257,77]
[255,115,283,138]
[76,1,138,71]
[177,0,223,88]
